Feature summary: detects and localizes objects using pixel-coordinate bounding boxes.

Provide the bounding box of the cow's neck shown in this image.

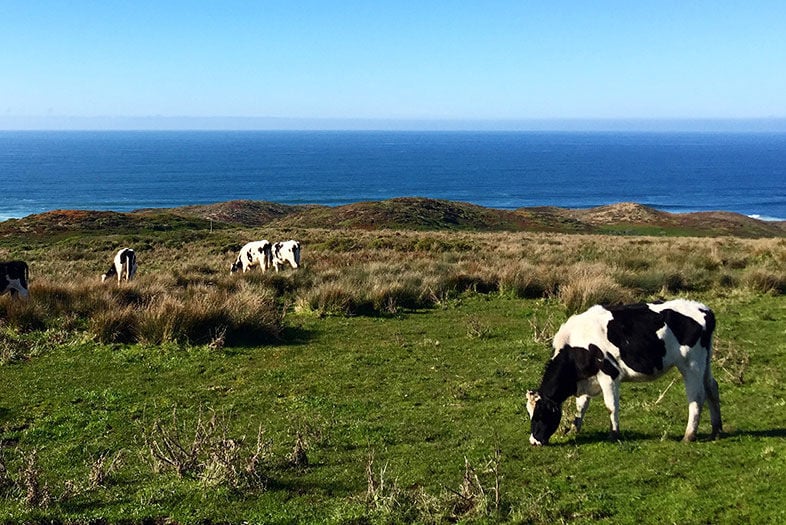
[539,351,578,404]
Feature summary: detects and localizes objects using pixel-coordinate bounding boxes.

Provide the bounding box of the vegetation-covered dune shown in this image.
[1,201,785,522]
[4,198,784,238]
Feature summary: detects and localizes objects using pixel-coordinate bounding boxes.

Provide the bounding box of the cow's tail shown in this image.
[702,307,717,369]
[701,307,722,437]
[127,251,136,281]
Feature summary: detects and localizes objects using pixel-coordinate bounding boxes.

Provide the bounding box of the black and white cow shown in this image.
[0,260,30,299]
[272,240,301,272]
[101,248,137,283]
[230,240,272,274]
[527,299,722,445]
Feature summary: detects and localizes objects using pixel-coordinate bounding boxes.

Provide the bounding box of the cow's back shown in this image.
[551,299,714,381]
[551,304,612,357]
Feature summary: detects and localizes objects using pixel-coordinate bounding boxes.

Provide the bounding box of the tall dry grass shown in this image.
[1,271,283,347]
[3,229,786,346]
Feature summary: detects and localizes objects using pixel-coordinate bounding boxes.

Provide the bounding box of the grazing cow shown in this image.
[230,240,272,274]
[101,248,137,283]
[272,240,301,272]
[526,299,722,446]
[0,260,30,299]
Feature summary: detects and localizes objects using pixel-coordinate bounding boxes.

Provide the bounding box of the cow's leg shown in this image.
[572,395,591,433]
[599,379,621,441]
[704,369,722,439]
[680,366,706,442]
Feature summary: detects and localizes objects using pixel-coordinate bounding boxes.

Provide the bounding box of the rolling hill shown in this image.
[1,198,785,237]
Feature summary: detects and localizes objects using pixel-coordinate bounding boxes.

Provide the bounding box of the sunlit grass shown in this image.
[1,227,786,521]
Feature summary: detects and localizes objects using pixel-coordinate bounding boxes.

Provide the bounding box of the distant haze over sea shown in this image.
[1,129,785,222]
[3,116,786,132]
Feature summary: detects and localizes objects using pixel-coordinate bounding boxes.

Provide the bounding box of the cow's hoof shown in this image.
[682,433,697,443]
[608,431,621,442]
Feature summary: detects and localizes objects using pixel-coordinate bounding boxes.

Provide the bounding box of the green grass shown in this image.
[2,225,786,522]
[1,289,786,523]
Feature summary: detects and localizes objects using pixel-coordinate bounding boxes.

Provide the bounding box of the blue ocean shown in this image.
[1,130,785,222]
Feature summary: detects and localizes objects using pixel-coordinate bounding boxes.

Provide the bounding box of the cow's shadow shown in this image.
[222,325,317,351]
[554,427,786,446]
[723,428,786,439]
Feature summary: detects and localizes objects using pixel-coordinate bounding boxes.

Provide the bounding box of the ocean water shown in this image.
[1,130,785,222]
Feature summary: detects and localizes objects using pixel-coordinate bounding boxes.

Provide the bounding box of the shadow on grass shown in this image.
[724,428,786,439]
[553,429,750,446]
[223,324,317,350]
[551,427,786,446]
[279,324,318,346]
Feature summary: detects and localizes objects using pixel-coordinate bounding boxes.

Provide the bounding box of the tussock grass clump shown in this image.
[297,281,356,316]
[498,261,559,298]
[742,268,786,294]
[557,263,633,314]
[90,305,139,344]
[130,285,282,346]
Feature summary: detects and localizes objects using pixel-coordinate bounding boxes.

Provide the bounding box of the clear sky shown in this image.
[2,1,786,129]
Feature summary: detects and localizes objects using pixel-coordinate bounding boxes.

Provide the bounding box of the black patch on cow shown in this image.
[0,260,29,296]
[661,308,703,347]
[119,249,135,267]
[701,307,715,349]
[3,261,28,285]
[538,347,580,404]
[565,344,604,380]
[601,353,620,379]
[605,303,667,375]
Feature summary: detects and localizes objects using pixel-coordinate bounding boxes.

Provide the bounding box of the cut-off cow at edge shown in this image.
[1,260,30,299]
[527,299,722,446]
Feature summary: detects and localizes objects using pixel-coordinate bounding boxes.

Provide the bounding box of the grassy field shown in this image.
[1,222,786,523]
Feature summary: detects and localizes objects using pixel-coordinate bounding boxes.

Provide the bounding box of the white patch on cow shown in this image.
[525,390,539,419]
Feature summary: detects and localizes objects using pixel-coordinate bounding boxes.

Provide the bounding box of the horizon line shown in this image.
[2,116,786,132]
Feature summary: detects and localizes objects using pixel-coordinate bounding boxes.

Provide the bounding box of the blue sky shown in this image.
[2,1,786,129]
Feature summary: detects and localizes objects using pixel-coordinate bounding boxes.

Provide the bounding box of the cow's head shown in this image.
[526,390,562,446]
[229,260,242,274]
